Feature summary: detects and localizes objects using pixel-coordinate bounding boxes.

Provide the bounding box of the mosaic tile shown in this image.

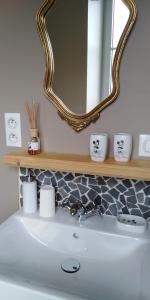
[120,194,126,205]
[130,208,142,216]
[55,171,63,181]
[74,177,82,184]
[19,168,150,220]
[136,192,145,203]
[98,177,106,185]
[77,184,89,195]
[64,173,74,181]
[51,177,57,187]
[57,188,68,199]
[127,203,138,209]
[101,186,109,193]
[102,199,109,210]
[58,179,66,188]
[20,168,28,176]
[122,179,132,188]
[67,195,78,204]
[43,177,51,185]
[94,195,101,206]
[108,188,119,199]
[145,197,150,206]
[107,178,118,188]
[143,211,150,219]
[116,200,123,210]
[63,185,71,193]
[88,178,98,185]
[68,182,77,190]
[44,170,53,177]
[70,190,80,200]
[37,173,45,181]
[82,177,87,186]
[124,188,135,197]
[139,204,150,213]
[103,194,114,203]
[122,207,130,214]
[89,185,101,193]
[116,184,127,193]
[144,186,150,196]
[126,196,137,204]
[87,189,98,201]
[81,195,89,205]
[134,181,146,192]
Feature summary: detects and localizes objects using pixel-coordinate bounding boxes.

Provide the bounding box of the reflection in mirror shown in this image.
[46,0,129,114]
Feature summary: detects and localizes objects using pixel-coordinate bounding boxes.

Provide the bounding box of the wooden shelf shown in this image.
[3,151,150,181]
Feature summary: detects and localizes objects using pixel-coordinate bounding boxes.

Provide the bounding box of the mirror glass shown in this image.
[46,0,129,115]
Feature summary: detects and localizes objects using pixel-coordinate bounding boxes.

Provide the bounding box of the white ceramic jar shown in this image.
[114,133,132,162]
[39,185,55,218]
[22,180,37,214]
[90,134,108,161]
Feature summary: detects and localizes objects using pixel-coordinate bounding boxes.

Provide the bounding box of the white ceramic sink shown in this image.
[0,209,150,300]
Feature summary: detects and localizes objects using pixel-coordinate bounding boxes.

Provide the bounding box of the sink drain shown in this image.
[61,259,80,273]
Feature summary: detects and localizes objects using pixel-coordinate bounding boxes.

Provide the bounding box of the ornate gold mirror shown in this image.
[36,0,137,131]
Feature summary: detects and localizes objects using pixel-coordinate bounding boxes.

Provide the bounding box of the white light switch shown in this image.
[139,134,150,157]
[5,113,22,147]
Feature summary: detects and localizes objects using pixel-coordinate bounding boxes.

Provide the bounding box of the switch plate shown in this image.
[5,113,22,147]
[139,134,150,157]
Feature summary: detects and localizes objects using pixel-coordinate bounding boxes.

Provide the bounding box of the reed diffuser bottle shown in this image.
[25,100,40,155]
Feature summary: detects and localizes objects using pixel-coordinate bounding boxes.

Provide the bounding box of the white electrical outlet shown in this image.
[5,113,22,147]
[139,134,150,157]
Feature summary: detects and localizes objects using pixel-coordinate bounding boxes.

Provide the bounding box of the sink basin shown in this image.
[0,209,150,300]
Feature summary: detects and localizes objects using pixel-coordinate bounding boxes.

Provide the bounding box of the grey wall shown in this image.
[0,0,149,222]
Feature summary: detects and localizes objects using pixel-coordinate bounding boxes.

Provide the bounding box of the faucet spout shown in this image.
[78,206,101,222]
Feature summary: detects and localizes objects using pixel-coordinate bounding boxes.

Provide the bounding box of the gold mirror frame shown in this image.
[36,0,137,132]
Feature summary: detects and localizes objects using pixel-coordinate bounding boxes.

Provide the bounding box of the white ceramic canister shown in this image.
[90,134,108,161]
[39,185,55,218]
[114,133,132,162]
[22,180,37,214]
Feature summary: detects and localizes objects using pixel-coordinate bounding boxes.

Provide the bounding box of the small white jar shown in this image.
[90,134,108,161]
[39,185,55,218]
[114,133,132,162]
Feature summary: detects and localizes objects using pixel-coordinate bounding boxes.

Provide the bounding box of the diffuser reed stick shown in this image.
[25,99,38,129]
[25,99,40,155]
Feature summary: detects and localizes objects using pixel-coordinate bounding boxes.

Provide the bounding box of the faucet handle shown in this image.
[70,202,83,216]
[59,198,83,216]
[59,198,72,212]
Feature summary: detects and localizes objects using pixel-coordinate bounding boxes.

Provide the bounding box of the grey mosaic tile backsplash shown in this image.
[19,168,150,219]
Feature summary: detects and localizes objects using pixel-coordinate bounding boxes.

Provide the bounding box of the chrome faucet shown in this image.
[77,206,101,222]
[59,199,101,222]
[59,199,83,216]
